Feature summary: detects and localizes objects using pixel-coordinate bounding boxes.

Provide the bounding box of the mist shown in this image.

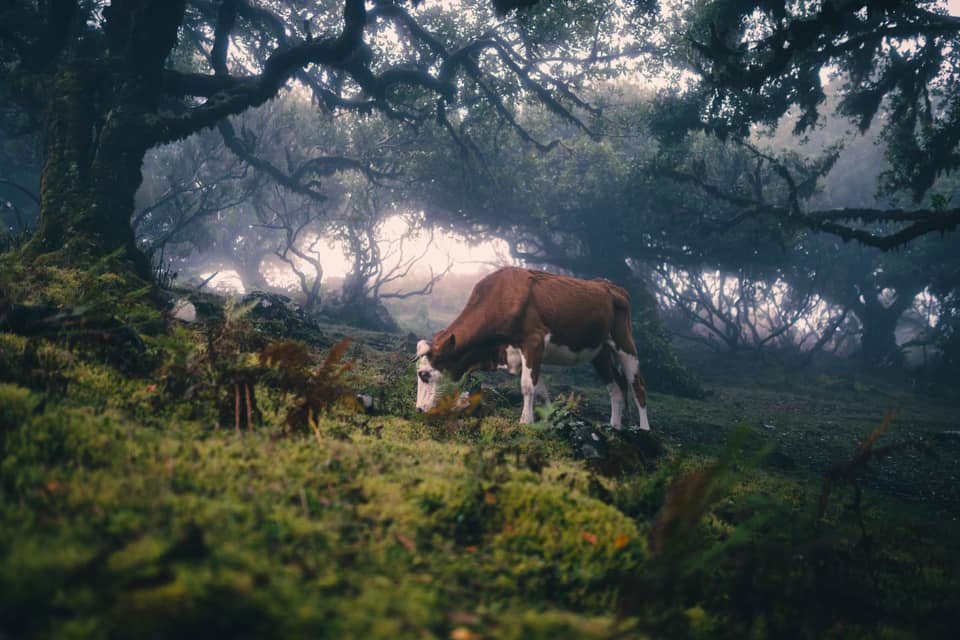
[3,1,960,637]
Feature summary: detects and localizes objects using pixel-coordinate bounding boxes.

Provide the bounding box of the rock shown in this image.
[569,424,608,460]
[171,298,197,323]
[356,393,374,413]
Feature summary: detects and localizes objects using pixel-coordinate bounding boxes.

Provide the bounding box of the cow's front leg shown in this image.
[519,338,544,424]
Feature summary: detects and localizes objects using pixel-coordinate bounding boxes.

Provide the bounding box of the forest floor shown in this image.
[1,269,959,639]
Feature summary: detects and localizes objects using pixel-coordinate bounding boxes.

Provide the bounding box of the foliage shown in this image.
[672,0,960,200]
[261,337,360,430]
[652,0,960,248]
[2,0,647,269]
[817,411,935,533]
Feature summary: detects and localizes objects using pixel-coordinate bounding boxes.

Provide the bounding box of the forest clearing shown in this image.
[4,0,960,638]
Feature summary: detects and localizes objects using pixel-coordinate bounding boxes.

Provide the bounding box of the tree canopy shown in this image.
[0,0,647,268]
[653,0,960,247]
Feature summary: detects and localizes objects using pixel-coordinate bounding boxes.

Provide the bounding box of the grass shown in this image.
[1,271,960,639]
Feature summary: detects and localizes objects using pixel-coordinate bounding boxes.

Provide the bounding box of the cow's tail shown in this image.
[606,284,636,352]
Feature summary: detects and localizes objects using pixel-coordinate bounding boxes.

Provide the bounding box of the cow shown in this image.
[414,267,650,430]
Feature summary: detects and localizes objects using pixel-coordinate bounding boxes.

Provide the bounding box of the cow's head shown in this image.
[414,334,455,412]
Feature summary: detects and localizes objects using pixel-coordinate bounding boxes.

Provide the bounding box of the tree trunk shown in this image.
[237,251,272,294]
[857,299,906,368]
[24,64,151,274]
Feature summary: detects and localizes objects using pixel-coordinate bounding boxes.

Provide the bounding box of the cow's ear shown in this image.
[416,339,431,359]
[437,333,456,356]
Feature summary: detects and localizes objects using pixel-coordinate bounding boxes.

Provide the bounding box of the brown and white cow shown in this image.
[414,267,650,429]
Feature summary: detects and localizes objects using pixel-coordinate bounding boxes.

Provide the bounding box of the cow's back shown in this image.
[522,271,623,349]
[436,267,533,349]
[441,267,629,353]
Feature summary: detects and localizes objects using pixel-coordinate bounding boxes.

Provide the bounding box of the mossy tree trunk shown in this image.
[17,0,192,276]
[855,294,913,369]
[26,63,152,272]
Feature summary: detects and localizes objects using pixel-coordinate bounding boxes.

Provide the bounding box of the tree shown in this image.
[253,184,329,310]
[655,0,960,248]
[652,121,960,368]
[332,185,452,330]
[134,126,264,263]
[136,94,402,294]
[1,0,639,274]
[652,264,855,360]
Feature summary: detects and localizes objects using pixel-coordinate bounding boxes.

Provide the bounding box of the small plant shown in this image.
[648,427,749,559]
[816,411,933,541]
[208,296,264,432]
[424,389,484,419]
[532,394,608,460]
[260,337,360,431]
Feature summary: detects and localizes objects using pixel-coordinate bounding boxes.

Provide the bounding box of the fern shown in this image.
[817,411,934,530]
[260,337,360,430]
[649,427,752,559]
[260,340,311,391]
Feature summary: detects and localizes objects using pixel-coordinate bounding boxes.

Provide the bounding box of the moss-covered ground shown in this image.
[1,262,959,639]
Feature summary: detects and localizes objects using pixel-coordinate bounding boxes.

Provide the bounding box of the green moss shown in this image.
[491,609,637,639]
[1,280,959,638]
[0,383,37,431]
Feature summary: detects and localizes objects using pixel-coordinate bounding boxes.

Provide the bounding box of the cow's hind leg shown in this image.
[611,312,651,431]
[615,348,650,430]
[592,345,628,428]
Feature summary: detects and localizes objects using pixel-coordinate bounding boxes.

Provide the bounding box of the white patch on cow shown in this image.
[607,383,625,428]
[496,346,548,408]
[356,394,374,411]
[171,298,197,323]
[519,353,535,424]
[542,332,600,366]
[503,345,523,374]
[617,350,639,382]
[415,355,442,412]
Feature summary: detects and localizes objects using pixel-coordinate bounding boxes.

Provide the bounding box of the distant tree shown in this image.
[250,184,332,310]
[134,127,264,263]
[332,186,451,330]
[136,95,400,294]
[655,0,960,247]
[653,264,856,360]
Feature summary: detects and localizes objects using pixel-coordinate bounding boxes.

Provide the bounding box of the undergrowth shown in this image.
[1,264,958,639]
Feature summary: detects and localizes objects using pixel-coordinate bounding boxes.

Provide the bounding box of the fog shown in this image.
[4,3,960,635]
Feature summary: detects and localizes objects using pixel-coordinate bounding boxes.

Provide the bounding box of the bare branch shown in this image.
[0,178,40,206]
[218,119,327,202]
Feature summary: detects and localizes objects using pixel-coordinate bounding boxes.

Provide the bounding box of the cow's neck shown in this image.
[438,343,500,381]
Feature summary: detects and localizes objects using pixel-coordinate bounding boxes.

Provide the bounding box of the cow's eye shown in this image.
[418,371,431,383]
